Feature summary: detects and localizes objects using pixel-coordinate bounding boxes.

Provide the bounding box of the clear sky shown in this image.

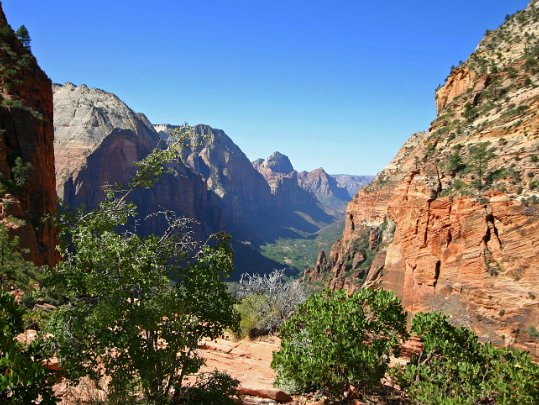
[2,0,530,175]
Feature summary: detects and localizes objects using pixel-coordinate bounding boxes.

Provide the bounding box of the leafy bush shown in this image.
[0,290,58,404]
[392,312,539,404]
[0,224,41,292]
[43,128,240,403]
[235,269,307,338]
[234,294,274,338]
[271,288,407,400]
[173,370,240,404]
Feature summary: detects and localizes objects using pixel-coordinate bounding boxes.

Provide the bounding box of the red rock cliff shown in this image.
[306,1,539,356]
[0,5,57,266]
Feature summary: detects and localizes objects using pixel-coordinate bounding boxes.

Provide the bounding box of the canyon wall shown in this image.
[0,5,57,266]
[307,1,539,356]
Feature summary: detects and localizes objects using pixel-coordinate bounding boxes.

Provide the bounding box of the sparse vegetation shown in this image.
[234,269,307,338]
[462,102,478,122]
[468,142,496,191]
[446,144,466,175]
[15,25,30,51]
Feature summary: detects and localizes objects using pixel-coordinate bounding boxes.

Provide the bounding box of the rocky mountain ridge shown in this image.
[306,0,539,357]
[253,151,370,214]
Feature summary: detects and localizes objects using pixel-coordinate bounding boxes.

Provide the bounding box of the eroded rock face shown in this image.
[252,151,336,231]
[54,84,222,241]
[307,1,539,357]
[254,153,372,215]
[0,6,57,266]
[254,151,349,221]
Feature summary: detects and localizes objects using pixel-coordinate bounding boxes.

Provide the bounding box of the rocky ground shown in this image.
[48,335,419,404]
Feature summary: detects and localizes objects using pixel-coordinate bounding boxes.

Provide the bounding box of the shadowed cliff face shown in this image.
[307,1,539,357]
[54,86,338,277]
[54,84,222,243]
[0,5,57,266]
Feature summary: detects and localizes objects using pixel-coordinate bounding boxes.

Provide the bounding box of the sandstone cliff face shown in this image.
[0,6,57,266]
[253,152,336,230]
[307,1,539,356]
[54,84,221,241]
[155,124,273,228]
[54,83,158,200]
[254,152,371,215]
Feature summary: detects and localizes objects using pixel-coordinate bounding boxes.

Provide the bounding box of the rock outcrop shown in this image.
[0,6,57,266]
[254,151,351,219]
[306,1,539,357]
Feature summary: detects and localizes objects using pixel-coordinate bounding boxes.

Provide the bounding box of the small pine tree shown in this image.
[15,25,31,51]
[468,142,496,191]
[462,102,477,122]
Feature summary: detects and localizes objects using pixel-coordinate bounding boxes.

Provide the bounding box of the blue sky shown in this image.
[3,0,530,175]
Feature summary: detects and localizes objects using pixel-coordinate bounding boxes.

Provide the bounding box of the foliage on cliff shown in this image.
[0,290,58,404]
[0,224,40,292]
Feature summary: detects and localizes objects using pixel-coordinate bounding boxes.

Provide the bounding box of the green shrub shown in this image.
[462,102,477,122]
[173,370,240,404]
[0,224,41,292]
[0,290,58,404]
[446,146,466,175]
[43,127,240,403]
[234,294,274,338]
[271,288,407,400]
[392,312,539,404]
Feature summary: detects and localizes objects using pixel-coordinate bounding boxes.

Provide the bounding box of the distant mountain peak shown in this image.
[259,151,294,174]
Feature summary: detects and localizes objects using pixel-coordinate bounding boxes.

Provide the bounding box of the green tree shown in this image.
[0,224,40,292]
[468,141,496,191]
[43,127,240,403]
[15,25,31,51]
[271,288,407,400]
[445,144,466,175]
[462,102,477,122]
[392,312,539,404]
[0,290,58,404]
